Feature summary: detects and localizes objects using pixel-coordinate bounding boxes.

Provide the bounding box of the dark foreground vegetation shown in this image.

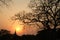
[0,29,60,40]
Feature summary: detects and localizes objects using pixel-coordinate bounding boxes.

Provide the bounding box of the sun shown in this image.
[16,26,20,32]
[15,25,23,32]
[12,21,24,34]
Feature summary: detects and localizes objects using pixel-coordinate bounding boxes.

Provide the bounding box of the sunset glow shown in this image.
[15,25,23,33]
[0,0,38,36]
[12,21,24,35]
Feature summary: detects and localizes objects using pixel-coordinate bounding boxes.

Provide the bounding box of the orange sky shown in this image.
[0,0,30,29]
[0,0,41,36]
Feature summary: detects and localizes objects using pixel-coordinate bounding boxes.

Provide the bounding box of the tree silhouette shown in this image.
[0,29,10,36]
[0,29,12,40]
[12,0,60,31]
[29,0,60,30]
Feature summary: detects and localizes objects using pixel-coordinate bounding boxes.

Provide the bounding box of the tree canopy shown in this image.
[12,0,60,30]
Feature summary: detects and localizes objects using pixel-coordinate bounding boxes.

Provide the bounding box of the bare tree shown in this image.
[28,0,60,30]
[12,0,60,30]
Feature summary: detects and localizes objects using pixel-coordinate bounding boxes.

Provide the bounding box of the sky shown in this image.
[0,0,41,36]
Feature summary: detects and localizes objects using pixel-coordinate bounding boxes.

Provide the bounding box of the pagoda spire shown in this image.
[13,29,18,40]
[14,29,17,35]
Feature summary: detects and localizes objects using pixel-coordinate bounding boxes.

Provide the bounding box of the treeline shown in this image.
[0,29,60,40]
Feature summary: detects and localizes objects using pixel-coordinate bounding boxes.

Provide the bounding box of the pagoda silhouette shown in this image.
[14,30,17,36]
[12,30,19,40]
